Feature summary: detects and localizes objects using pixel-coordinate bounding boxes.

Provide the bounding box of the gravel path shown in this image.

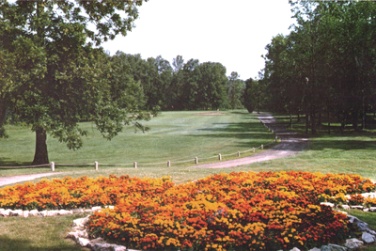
[0,113,308,186]
[193,112,308,169]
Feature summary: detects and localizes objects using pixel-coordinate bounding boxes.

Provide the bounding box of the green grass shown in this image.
[0,214,88,251]
[1,110,376,250]
[0,110,274,168]
[345,210,376,251]
[252,114,376,181]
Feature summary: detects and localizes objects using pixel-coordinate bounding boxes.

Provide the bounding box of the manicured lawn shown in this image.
[0,110,274,168]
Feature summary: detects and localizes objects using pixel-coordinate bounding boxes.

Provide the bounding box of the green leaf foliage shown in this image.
[0,0,149,164]
[262,1,376,134]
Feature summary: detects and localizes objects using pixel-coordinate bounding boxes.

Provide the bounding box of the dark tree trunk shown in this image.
[32,127,49,165]
[310,111,317,135]
[352,109,359,131]
[0,100,6,122]
[0,100,7,137]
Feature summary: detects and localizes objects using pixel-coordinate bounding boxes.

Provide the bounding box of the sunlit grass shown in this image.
[0,110,274,168]
[0,214,87,251]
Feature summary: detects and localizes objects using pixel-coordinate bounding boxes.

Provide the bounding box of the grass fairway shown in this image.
[0,110,274,168]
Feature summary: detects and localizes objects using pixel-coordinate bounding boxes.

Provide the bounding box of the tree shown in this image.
[242,78,266,114]
[262,1,376,134]
[172,55,184,73]
[0,0,149,164]
[194,62,228,110]
[228,71,245,109]
[242,78,255,113]
[169,58,200,110]
[0,49,15,138]
[151,56,173,110]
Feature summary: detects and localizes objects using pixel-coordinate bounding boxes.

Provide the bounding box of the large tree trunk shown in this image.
[32,127,49,165]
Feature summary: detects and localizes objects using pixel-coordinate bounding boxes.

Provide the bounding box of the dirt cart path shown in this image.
[0,172,62,187]
[193,112,308,169]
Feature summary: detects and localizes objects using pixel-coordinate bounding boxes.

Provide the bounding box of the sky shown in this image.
[102,0,295,80]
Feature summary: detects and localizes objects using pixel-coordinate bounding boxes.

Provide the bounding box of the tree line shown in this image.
[257,1,376,134]
[108,52,246,112]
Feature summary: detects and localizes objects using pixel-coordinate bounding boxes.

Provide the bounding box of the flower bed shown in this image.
[0,171,375,250]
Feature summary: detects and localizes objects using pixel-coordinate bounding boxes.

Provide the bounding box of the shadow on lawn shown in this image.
[197,118,376,153]
[309,138,376,151]
[196,121,274,147]
[0,236,82,251]
[0,158,32,167]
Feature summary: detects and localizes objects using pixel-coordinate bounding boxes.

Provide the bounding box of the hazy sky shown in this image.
[102,0,295,80]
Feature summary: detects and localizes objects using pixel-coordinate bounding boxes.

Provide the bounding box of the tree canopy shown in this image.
[0,0,149,164]
[262,1,376,133]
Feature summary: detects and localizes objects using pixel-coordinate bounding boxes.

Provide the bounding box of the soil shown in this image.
[0,112,308,186]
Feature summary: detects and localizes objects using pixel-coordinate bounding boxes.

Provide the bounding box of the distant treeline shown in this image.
[106,53,248,111]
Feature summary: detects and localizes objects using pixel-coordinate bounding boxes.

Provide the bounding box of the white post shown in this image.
[252,147,256,153]
[95,161,99,171]
[167,160,171,167]
[50,162,55,172]
[134,162,138,169]
[261,144,264,150]
[237,152,241,157]
[195,157,199,165]
[218,154,222,161]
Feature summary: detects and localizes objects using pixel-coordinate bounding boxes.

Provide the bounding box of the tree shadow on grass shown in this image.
[309,139,376,151]
[196,119,376,153]
[195,121,275,148]
[0,157,32,166]
[0,236,83,251]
